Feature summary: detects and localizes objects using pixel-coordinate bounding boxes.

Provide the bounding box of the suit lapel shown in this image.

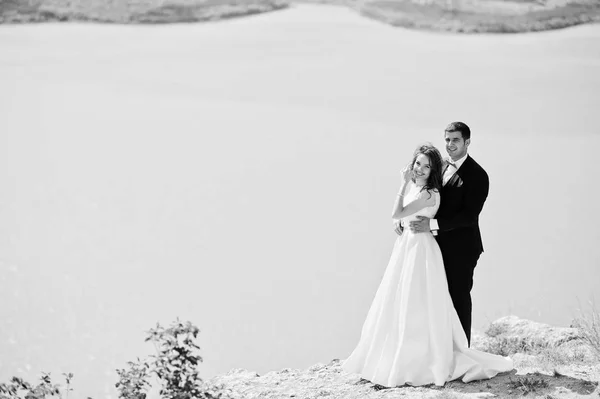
[446,171,462,187]
[446,155,471,188]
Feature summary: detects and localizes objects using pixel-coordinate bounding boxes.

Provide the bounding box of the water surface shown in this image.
[1,5,599,398]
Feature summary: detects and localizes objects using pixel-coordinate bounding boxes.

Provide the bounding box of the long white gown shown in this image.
[342,181,513,387]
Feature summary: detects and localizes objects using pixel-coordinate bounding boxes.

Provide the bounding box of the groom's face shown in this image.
[444,131,470,161]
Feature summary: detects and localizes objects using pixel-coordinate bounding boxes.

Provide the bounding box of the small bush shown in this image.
[1,319,229,399]
[0,373,63,399]
[145,319,226,399]
[116,358,150,399]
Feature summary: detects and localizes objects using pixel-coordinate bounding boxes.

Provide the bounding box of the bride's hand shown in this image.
[401,164,413,183]
[393,220,403,236]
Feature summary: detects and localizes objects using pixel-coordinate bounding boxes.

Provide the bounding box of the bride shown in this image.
[342,143,513,387]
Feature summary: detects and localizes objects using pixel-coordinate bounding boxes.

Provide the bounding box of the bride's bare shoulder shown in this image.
[419,188,439,203]
[422,187,439,196]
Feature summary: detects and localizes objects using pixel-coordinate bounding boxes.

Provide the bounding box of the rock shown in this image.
[485,315,581,347]
[470,329,490,351]
[208,317,599,399]
[226,368,258,376]
[308,363,327,372]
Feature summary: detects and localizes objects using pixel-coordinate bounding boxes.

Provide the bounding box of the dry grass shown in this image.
[477,313,598,372]
[506,375,550,395]
[482,336,550,357]
[572,300,600,361]
[480,334,594,372]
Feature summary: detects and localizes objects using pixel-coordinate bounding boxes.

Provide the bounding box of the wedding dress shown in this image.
[342,180,513,387]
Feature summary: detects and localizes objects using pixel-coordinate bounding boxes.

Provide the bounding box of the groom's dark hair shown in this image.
[445,122,471,140]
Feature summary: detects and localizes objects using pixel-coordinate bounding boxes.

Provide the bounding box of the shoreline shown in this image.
[2,0,600,33]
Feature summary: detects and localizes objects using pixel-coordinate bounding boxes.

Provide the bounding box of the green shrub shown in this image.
[0,373,63,399]
[1,319,229,399]
[144,319,228,399]
[116,359,150,399]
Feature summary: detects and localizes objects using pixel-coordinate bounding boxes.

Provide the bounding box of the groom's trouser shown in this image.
[444,252,480,346]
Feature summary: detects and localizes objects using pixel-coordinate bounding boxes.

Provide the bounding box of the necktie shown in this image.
[443,160,456,185]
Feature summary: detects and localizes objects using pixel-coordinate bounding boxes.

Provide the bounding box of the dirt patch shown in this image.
[443,370,598,397]
[210,359,600,399]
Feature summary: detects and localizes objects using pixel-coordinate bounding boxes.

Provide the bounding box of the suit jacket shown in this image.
[435,155,489,260]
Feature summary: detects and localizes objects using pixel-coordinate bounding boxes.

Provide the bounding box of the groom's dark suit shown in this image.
[435,155,489,345]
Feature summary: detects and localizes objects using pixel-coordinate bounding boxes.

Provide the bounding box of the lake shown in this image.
[1,4,599,398]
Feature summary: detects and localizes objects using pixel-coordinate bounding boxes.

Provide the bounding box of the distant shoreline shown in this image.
[0,0,290,25]
[2,0,600,33]
[357,0,600,34]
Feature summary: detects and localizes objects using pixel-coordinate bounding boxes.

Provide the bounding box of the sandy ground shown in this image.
[1,4,600,398]
[210,360,600,399]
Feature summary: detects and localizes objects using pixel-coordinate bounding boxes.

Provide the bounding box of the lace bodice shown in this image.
[400,181,440,225]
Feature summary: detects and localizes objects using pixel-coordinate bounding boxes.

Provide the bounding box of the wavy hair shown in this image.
[410,143,443,194]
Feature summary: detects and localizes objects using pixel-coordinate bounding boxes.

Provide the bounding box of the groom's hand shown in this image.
[409,216,430,233]
[393,220,403,236]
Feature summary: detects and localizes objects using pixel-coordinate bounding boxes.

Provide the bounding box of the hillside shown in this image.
[209,316,600,399]
[2,0,600,33]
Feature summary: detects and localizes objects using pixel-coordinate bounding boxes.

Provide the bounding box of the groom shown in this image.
[402,121,489,346]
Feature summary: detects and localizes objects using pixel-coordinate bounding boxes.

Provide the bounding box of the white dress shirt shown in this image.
[430,153,468,232]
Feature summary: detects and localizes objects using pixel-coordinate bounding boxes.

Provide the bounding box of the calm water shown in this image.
[1,5,599,398]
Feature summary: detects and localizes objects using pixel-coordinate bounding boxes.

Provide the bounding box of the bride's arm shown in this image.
[392,189,437,220]
[392,165,437,220]
[391,180,407,221]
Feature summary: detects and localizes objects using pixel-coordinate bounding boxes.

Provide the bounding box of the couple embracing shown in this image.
[343,122,513,387]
